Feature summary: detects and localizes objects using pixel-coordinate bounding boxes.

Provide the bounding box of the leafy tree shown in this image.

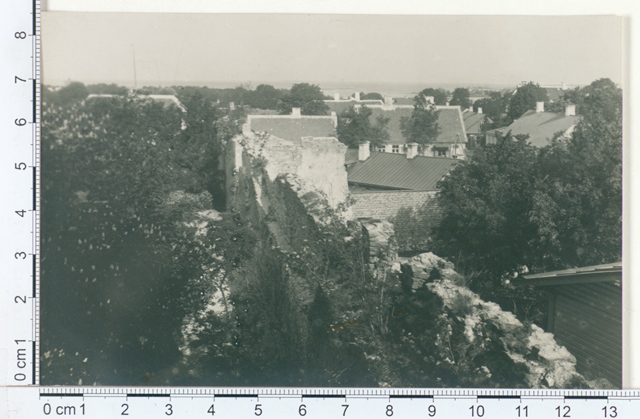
[417,87,448,105]
[450,87,471,109]
[87,83,129,95]
[530,104,622,270]
[51,82,90,106]
[472,90,512,129]
[578,78,622,123]
[508,82,549,120]
[433,132,538,280]
[433,78,622,280]
[336,106,390,149]
[245,84,284,110]
[360,92,384,101]
[400,92,440,149]
[278,83,329,115]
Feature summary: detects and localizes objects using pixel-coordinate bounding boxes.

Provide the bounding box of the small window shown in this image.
[392,145,400,153]
[434,147,448,157]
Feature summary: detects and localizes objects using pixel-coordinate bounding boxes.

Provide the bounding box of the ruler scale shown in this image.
[4,387,640,418]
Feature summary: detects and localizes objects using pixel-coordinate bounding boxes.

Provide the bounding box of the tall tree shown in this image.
[400,92,440,149]
[245,84,285,110]
[433,132,538,280]
[336,106,390,148]
[530,96,622,270]
[360,92,384,101]
[508,82,549,120]
[417,87,448,105]
[450,87,471,109]
[278,83,329,115]
[433,78,622,279]
[473,91,512,130]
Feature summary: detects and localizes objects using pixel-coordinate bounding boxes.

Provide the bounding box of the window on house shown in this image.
[377,147,386,152]
[392,145,400,153]
[434,147,448,157]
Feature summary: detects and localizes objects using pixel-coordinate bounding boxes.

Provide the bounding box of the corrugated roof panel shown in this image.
[347,152,458,190]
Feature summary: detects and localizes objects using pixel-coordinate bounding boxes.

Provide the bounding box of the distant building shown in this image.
[324,92,384,114]
[365,104,469,160]
[522,262,622,387]
[462,108,490,145]
[485,102,581,148]
[542,82,575,103]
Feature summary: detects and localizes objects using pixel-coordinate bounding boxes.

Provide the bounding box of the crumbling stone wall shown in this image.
[351,190,439,222]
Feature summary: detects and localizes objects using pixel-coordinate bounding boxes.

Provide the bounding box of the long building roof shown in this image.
[368,106,468,145]
[248,115,337,142]
[347,151,458,191]
[487,110,581,148]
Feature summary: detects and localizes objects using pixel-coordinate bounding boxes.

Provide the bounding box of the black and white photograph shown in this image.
[40,12,625,389]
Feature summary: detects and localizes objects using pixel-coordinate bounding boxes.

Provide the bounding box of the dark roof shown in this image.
[347,151,458,191]
[325,99,384,114]
[369,107,467,145]
[248,116,336,142]
[488,110,581,148]
[462,111,487,135]
[522,262,622,286]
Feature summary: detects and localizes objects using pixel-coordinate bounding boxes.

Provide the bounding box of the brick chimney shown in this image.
[334,93,340,101]
[354,92,361,101]
[358,141,370,161]
[564,104,576,116]
[536,101,545,113]
[291,107,301,116]
[331,111,338,127]
[406,142,419,159]
[477,107,483,114]
[384,96,393,106]
[229,102,235,110]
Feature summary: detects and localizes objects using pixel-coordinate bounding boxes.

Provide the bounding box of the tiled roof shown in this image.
[325,99,384,114]
[347,151,458,191]
[462,111,487,135]
[490,110,581,148]
[393,97,415,106]
[369,107,468,145]
[248,116,336,142]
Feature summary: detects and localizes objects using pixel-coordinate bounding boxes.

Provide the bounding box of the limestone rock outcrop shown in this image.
[397,252,592,388]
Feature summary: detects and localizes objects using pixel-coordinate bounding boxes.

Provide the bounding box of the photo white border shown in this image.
[39,0,638,389]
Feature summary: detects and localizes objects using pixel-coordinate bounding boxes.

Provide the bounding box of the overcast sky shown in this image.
[42,13,625,88]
